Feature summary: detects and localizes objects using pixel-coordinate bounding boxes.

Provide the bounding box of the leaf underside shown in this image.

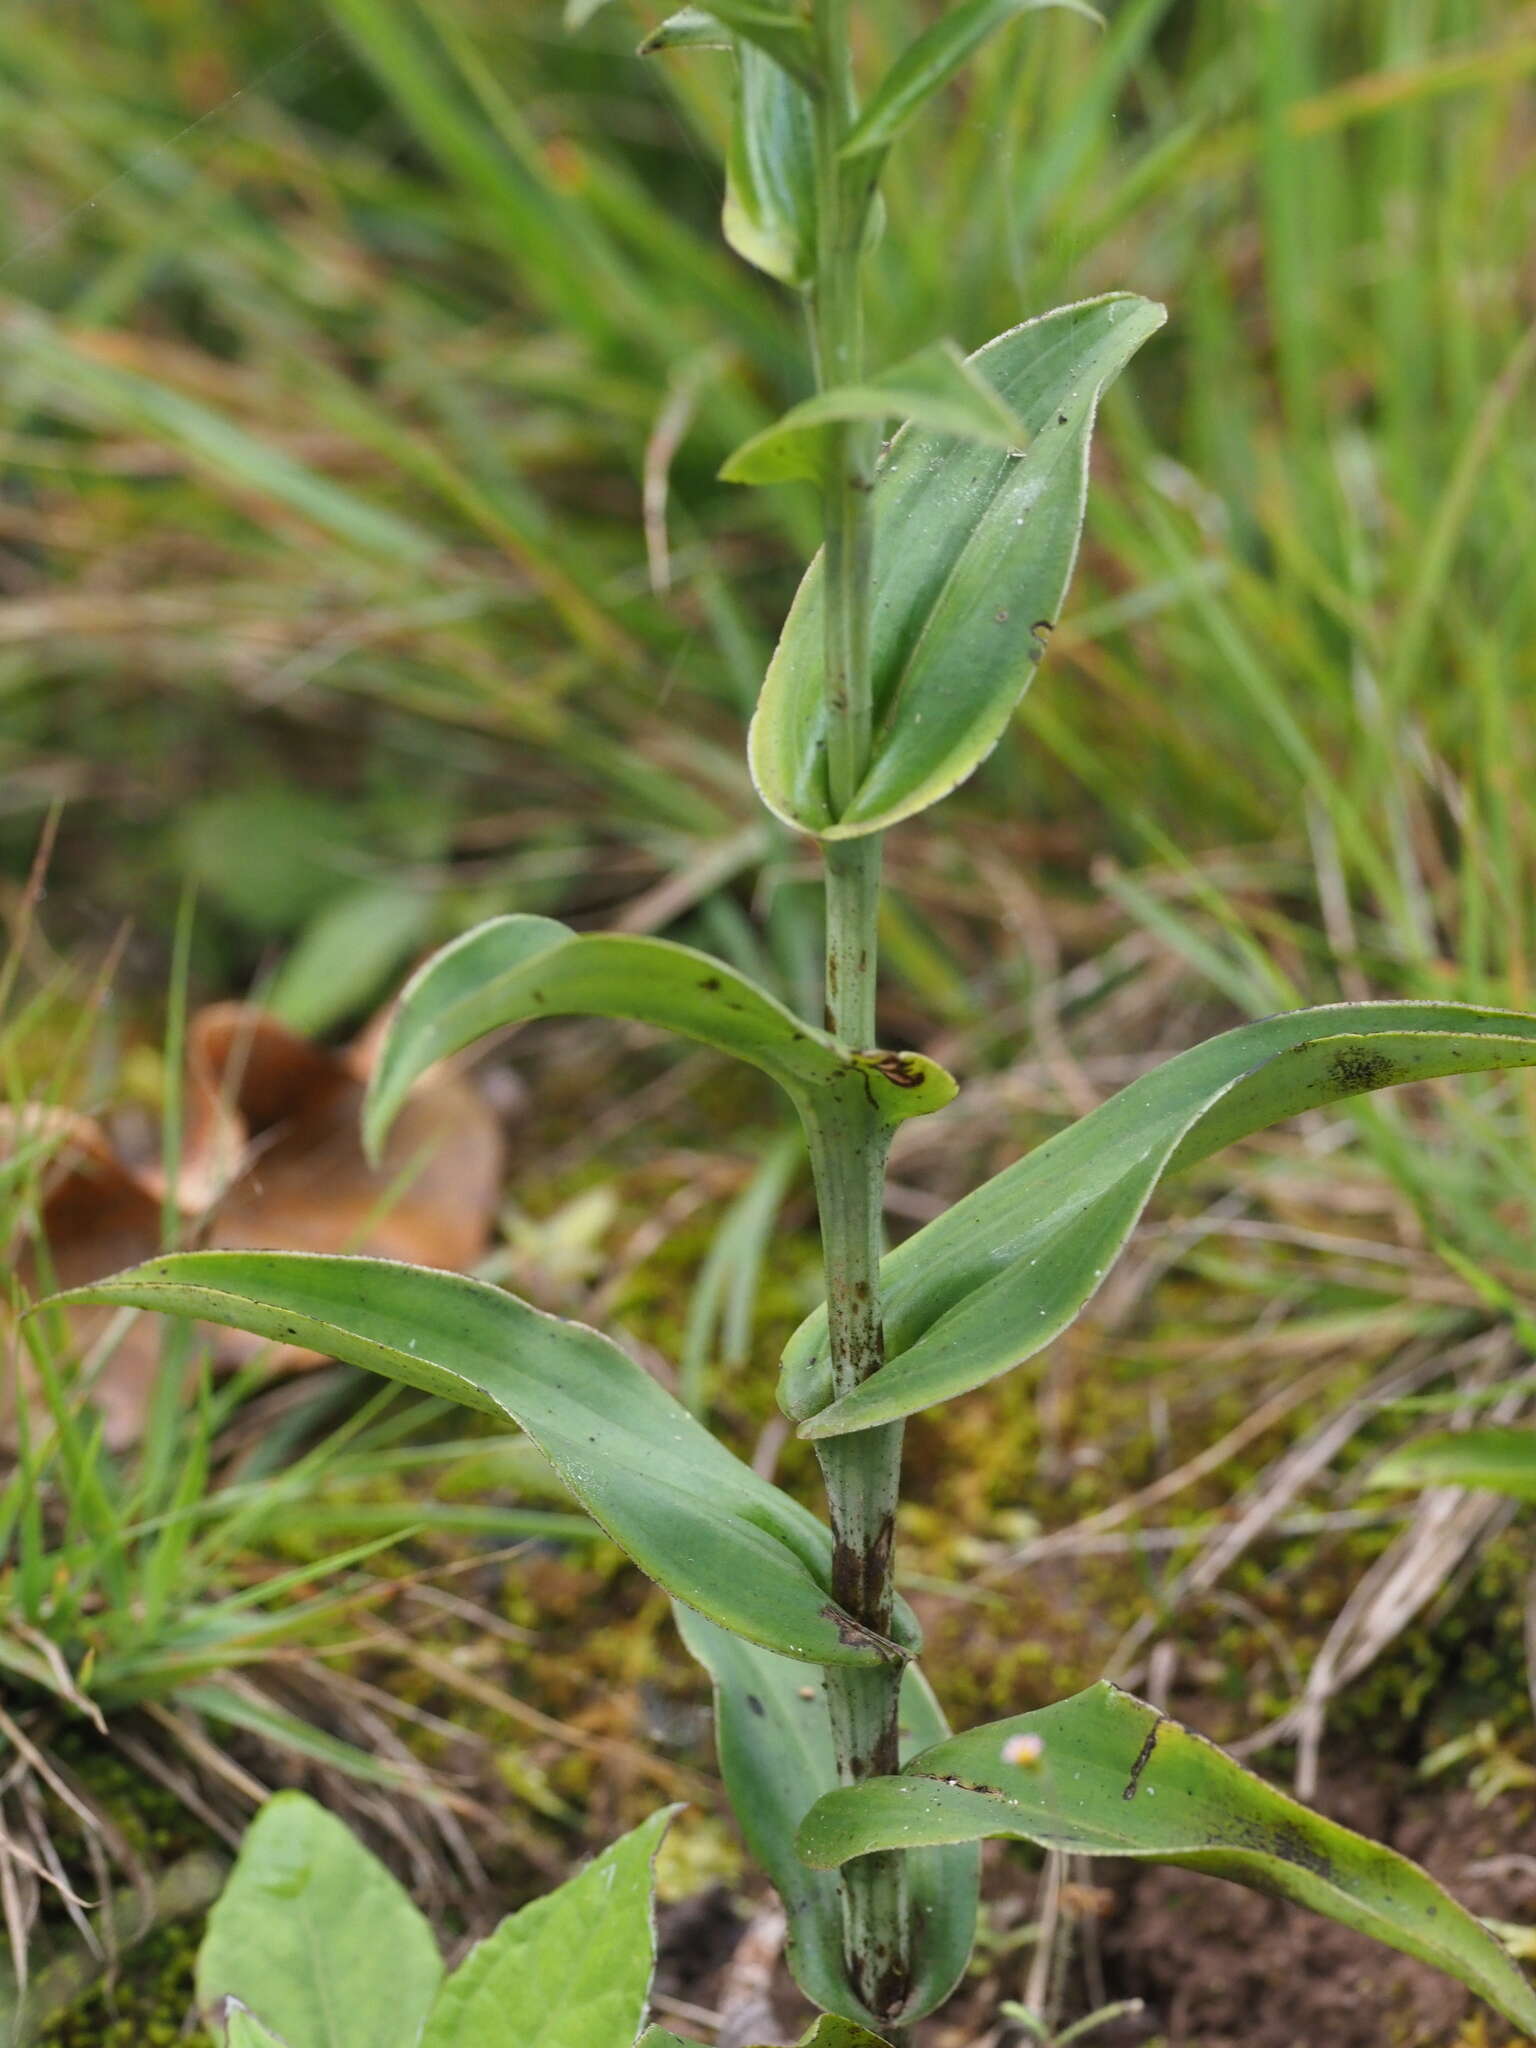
[795,1683,1536,2039]
[782,1002,1536,1434]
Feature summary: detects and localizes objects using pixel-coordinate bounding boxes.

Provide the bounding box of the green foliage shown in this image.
[362,913,956,1162]
[199,1797,676,2048]
[781,1002,1536,1434]
[748,297,1165,838]
[675,1607,977,2023]
[197,1794,444,2048]
[840,0,1103,162]
[57,1252,919,1668]
[26,0,1536,2038]
[719,340,1029,486]
[795,1681,1536,2039]
[1370,1429,1536,1503]
[219,2009,287,2048]
[417,1808,673,2048]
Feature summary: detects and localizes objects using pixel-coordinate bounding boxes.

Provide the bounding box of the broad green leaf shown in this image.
[676,1608,978,2024]
[1368,1428,1536,1501]
[420,1809,676,2048]
[363,914,955,1161]
[196,1791,443,2048]
[795,1683,1536,2040]
[841,0,1102,161]
[719,341,1029,487]
[783,1002,1536,1434]
[724,42,818,283]
[748,296,1165,838]
[218,2006,289,2048]
[60,1253,915,1668]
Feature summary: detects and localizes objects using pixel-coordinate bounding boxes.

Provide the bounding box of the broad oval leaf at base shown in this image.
[795,1682,1536,2040]
[196,1792,443,2048]
[420,1807,677,2048]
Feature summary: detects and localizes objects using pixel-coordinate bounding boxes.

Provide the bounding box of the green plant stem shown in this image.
[803,1,914,2024]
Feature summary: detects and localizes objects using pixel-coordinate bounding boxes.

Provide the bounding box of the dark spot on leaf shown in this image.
[995,608,1009,624]
[699,976,721,992]
[1327,1048,1399,1095]
[1264,1819,1334,1880]
[1057,411,1068,424]
[864,1050,925,1089]
[746,1693,765,1717]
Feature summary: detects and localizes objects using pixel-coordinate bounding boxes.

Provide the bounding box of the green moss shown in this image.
[35,1919,213,2048]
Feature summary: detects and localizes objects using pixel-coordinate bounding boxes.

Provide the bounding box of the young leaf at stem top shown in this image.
[782,1002,1536,1434]
[748,296,1165,839]
[794,1682,1536,2039]
[362,913,956,1164]
[52,1252,919,1668]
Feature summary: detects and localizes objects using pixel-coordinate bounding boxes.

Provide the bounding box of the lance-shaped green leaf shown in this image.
[783,1002,1536,1435]
[1368,1428,1536,1501]
[749,296,1165,839]
[724,41,818,283]
[57,1253,915,1668]
[197,1792,443,2048]
[676,1609,978,2025]
[639,13,817,277]
[840,0,1103,161]
[363,914,955,1161]
[420,1808,676,2048]
[720,341,1030,487]
[795,1682,1536,2039]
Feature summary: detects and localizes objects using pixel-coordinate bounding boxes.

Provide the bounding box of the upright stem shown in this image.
[804,2,914,2024]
